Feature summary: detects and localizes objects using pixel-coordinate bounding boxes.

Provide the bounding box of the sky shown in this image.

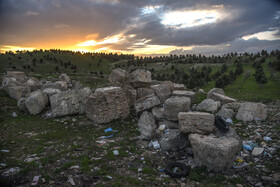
[0,0,279,55]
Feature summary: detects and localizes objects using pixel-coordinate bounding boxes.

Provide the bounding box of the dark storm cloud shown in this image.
[0,0,279,53]
[125,0,280,46]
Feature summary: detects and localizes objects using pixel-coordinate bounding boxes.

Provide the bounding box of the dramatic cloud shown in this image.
[0,0,279,54]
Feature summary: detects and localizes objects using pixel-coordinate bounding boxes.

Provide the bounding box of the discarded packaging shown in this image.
[104,127,118,133]
[68,177,76,186]
[226,118,233,124]
[263,136,272,141]
[106,175,113,180]
[158,124,166,131]
[151,141,160,149]
[1,149,10,153]
[12,112,17,117]
[31,176,40,186]
[2,167,21,177]
[0,163,6,167]
[113,150,119,155]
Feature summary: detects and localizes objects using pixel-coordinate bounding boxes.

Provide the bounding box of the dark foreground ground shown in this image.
[0,88,279,187]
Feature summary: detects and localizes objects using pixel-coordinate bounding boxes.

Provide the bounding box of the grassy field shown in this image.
[0,51,279,101]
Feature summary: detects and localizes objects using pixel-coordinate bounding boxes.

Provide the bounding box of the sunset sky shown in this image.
[0,0,279,55]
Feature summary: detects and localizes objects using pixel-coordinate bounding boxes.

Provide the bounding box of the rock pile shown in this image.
[1,69,270,172]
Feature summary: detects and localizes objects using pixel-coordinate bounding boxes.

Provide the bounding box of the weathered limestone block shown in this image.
[151,84,171,104]
[42,81,68,91]
[217,108,235,119]
[17,98,28,112]
[129,69,152,88]
[134,94,160,116]
[172,90,195,104]
[7,86,31,100]
[137,88,155,99]
[25,90,49,115]
[43,88,62,98]
[159,129,189,151]
[109,68,129,88]
[189,133,240,172]
[51,87,91,117]
[126,86,137,107]
[236,102,267,121]
[152,107,165,121]
[86,87,130,123]
[59,74,71,84]
[179,112,214,134]
[23,77,42,91]
[207,88,225,98]
[138,111,157,140]
[173,83,186,91]
[162,81,174,91]
[196,99,218,113]
[163,96,191,121]
[209,93,236,105]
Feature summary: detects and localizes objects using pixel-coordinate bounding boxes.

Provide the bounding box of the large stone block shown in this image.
[178,112,214,134]
[189,133,240,172]
[125,86,137,107]
[23,77,42,91]
[163,96,191,121]
[138,111,157,140]
[172,90,195,104]
[42,81,68,91]
[134,94,160,116]
[109,68,129,88]
[152,107,165,121]
[173,83,186,91]
[151,84,171,104]
[129,69,152,88]
[51,87,91,117]
[209,93,236,105]
[207,88,225,98]
[7,86,31,100]
[236,102,267,121]
[196,99,218,113]
[86,87,130,123]
[59,74,71,84]
[25,90,49,115]
[137,88,155,99]
[161,81,174,91]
